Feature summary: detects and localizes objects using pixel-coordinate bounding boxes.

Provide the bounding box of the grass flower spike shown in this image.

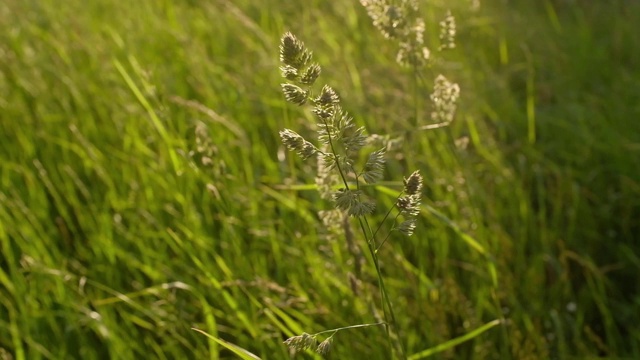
[395,170,423,236]
[277,31,426,358]
[430,75,460,124]
[360,0,431,67]
[439,10,456,50]
[283,332,317,352]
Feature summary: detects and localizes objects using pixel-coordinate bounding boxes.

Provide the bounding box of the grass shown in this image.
[0,0,639,359]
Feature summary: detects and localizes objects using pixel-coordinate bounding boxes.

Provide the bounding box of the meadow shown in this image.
[1,0,639,359]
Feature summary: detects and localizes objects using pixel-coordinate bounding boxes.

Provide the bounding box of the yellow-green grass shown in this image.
[0,0,638,358]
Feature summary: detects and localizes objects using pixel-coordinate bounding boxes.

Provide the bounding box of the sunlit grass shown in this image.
[0,0,638,359]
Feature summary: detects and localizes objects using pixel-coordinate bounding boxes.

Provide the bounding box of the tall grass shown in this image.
[0,0,638,359]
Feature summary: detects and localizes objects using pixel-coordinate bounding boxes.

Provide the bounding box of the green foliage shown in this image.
[0,0,638,359]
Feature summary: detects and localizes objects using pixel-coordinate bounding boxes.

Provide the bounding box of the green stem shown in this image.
[372,193,402,239]
[376,232,393,253]
[313,322,387,337]
[413,63,420,128]
[376,213,402,252]
[362,228,406,359]
[320,115,350,191]
[319,107,405,359]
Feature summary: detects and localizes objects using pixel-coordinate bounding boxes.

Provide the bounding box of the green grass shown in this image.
[1,0,639,359]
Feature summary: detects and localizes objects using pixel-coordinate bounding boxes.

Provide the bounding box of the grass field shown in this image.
[1,0,639,359]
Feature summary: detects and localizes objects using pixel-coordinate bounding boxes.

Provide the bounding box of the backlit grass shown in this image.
[0,0,638,359]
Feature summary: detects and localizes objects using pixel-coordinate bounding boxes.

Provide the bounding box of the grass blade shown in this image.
[192,328,262,360]
[408,319,502,359]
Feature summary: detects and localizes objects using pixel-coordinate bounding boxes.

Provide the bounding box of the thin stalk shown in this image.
[372,193,402,239]
[376,213,402,252]
[376,232,393,253]
[313,322,387,337]
[313,84,406,360]
[320,114,350,191]
[362,227,406,359]
[413,63,420,128]
[319,112,401,356]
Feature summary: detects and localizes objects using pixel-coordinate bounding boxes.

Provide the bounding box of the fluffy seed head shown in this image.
[301,63,321,85]
[280,65,299,81]
[280,129,317,160]
[431,75,460,123]
[314,85,340,106]
[280,32,312,70]
[316,337,333,356]
[439,10,456,50]
[397,218,417,236]
[396,195,420,216]
[281,83,308,105]
[403,170,423,195]
[362,148,386,184]
[334,189,360,212]
[284,332,317,351]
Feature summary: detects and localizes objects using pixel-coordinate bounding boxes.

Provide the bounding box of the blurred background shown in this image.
[1,0,638,359]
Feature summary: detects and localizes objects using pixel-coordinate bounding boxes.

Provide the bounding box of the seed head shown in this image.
[439,10,456,50]
[281,83,308,106]
[349,201,376,217]
[397,218,417,236]
[362,148,386,184]
[301,63,321,85]
[280,129,317,160]
[314,85,340,107]
[431,75,460,123]
[280,65,299,81]
[396,195,420,217]
[403,170,423,195]
[316,337,334,357]
[280,32,312,70]
[333,189,360,212]
[284,332,317,351]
